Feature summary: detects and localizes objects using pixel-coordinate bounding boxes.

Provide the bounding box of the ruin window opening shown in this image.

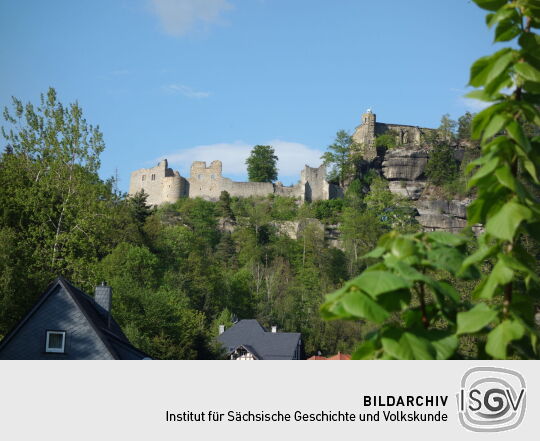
[151,174,156,181]
[142,175,146,181]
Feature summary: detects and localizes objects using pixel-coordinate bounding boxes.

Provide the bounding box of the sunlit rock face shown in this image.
[380,146,474,233]
[415,199,469,232]
[382,148,429,182]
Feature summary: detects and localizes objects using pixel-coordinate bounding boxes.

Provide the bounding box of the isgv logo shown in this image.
[457,367,526,432]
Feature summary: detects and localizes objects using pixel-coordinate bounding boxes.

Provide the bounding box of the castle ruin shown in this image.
[129,110,436,206]
[129,159,342,205]
[352,109,434,160]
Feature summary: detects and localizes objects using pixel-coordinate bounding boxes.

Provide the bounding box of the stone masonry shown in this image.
[129,159,342,205]
[129,159,188,206]
[352,109,435,160]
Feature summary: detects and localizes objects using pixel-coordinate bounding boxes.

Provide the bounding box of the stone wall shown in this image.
[129,159,187,206]
[352,110,434,161]
[301,164,329,202]
[187,160,276,201]
[129,159,339,204]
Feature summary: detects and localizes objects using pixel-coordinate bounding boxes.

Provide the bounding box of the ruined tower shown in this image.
[352,109,378,161]
[128,159,188,205]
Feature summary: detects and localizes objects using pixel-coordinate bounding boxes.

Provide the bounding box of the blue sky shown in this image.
[1,0,495,191]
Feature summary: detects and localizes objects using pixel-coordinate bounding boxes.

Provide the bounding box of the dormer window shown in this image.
[45,331,66,353]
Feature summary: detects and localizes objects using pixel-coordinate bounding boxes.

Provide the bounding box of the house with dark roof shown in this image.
[0,277,149,360]
[217,319,302,360]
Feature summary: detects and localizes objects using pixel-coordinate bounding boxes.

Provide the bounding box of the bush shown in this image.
[425,143,459,186]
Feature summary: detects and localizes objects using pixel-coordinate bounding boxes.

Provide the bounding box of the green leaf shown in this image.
[515,148,539,183]
[485,200,532,241]
[485,50,515,84]
[486,319,525,359]
[468,157,499,187]
[429,333,459,360]
[362,246,386,259]
[341,290,390,323]
[469,49,512,87]
[377,289,411,312]
[351,271,411,298]
[469,55,494,87]
[427,245,466,276]
[482,113,509,140]
[457,303,498,334]
[382,331,435,360]
[519,32,540,52]
[515,62,540,82]
[499,253,540,282]
[484,69,514,95]
[352,339,378,360]
[427,231,467,246]
[494,19,521,42]
[486,7,519,28]
[384,258,426,282]
[473,0,508,11]
[428,280,461,303]
[390,236,416,258]
[460,242,498,275]
[506,120,532,153]
[495,164,518,192]
[465,89,497,102]
[471,102,507,139]
[476,258,514,299]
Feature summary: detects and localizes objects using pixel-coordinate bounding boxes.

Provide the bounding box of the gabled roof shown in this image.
[0,277,149,360]
[232,344,261,360]
[217,319,301,360]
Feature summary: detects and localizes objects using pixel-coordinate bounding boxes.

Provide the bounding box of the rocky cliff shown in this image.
[380,146,471,232]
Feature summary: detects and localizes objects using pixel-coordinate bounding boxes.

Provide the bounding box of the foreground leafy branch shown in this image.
[321,0,540,360]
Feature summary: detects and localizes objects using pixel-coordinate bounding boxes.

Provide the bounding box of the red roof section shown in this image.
[307,352,351,360]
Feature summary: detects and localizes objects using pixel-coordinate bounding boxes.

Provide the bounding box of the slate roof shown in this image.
[0,277,149,360]
[217,319,301,360]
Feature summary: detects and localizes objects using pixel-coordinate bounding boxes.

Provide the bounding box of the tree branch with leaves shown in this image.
[321,0,540,360]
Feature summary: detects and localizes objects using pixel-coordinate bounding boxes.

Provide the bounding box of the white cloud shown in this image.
[149,0,233,36]
[158,140,326,184]
[164,83,211,98]
[452,87,491,113]
[459,97,491,112]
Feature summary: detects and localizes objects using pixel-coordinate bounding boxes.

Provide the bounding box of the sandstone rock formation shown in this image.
[415,199,468,232]
[382,148,429,181]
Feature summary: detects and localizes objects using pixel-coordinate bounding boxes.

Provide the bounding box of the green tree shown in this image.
[457,111,476,142]
[425,142,459,186]
[218,190,235,220]
[438,113,457,142]
[364,176,418,232]
[246,145,278,182]
[0,88,123,331]
[321,130,360,186]
[321,0,540,360]
[375,130,398,149]
[128,190,154,227]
